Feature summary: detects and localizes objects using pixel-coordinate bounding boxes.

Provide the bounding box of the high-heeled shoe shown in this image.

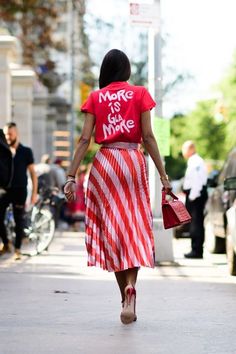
[121,299,137,319]
[120,285,137,324]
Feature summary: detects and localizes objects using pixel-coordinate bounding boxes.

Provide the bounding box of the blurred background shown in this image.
[2,0,236,272]
[1,0,236,179]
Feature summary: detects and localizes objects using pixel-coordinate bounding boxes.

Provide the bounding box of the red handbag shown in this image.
[161,190,192,229]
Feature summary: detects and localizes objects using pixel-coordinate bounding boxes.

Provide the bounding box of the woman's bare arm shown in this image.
[64,113,95,201]
[141,110,172,191]
[67,113,95,177]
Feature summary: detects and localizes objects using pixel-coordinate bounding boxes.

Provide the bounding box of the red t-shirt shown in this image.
[81,81,156,144]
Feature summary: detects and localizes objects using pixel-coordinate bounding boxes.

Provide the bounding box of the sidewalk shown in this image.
[1,231,236,354]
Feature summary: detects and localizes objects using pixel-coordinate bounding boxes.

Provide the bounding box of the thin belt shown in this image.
[101,142,139,150]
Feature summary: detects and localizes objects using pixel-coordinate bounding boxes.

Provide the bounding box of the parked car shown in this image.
[224,176,236,275]
[204,148,236,274]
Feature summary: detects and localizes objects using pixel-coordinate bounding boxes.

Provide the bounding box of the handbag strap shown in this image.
[162,189,179,203]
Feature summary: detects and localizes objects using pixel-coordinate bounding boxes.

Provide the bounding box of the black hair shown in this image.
[98,49,131,89]
[4,122,17,129]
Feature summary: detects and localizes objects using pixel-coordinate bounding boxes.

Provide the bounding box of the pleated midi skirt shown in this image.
[85,143,155,272]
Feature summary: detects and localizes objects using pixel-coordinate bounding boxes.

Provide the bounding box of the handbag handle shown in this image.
[162,189,178,203]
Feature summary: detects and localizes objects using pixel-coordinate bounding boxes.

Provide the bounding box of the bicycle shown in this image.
[5,187,65,256]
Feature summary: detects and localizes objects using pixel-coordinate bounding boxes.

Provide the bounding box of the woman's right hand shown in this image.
[64,181,76,201]
[161,178,172,194]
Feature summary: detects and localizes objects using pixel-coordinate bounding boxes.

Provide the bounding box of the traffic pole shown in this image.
[148,0,174,263]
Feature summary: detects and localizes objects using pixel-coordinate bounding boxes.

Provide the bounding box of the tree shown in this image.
[0,0,94,93]
[166,51,236,179]
[73,0,95,88]
[218,51,236,152]
[130,33,148,86]
[165,113,188,179]
[0,0,68,92]
[184,100,227,161]
[0,0,65,67]
[166,100,227,179]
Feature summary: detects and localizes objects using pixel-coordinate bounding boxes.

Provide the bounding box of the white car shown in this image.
[224,176,236,275]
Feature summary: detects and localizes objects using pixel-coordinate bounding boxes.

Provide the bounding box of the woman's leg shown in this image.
[114,267,139,301]
[124,267,139,287]
[119,267,139,324]
[115,271,127,302]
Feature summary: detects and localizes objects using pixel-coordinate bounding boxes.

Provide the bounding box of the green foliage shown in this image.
[82,138,99,165]
[218,51,236,152]
[169,114,188,159]
[167,49,236,180]
[165,154,186,180]
[184,100,227,160]
[165,114,187,179]
[167,101,227,179]
[82,148,97,165]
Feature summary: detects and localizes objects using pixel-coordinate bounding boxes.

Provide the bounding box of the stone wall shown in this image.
[0,34,71,164]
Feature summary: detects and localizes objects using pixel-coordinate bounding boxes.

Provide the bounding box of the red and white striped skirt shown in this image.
[85,142,155,272]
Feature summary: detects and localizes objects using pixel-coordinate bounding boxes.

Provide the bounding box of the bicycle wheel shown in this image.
[22,207,55,256]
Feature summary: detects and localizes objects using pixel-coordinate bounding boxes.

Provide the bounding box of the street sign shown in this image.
[129,2,160,29]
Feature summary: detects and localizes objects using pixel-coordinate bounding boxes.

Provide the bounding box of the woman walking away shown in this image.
[64,49,172,325]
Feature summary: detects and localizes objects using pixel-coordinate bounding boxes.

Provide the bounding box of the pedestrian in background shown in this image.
[51,159,66,191]
[0,128,13,189]
[35,156,66,192]
[0,122,38,260]
[182,140,208,259]
[64,49,171,324]
[35,154,53,190]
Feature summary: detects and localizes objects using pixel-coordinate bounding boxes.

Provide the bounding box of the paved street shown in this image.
[1,230,236,354]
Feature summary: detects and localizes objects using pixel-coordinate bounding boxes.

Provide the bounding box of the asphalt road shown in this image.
[1,230,236,354]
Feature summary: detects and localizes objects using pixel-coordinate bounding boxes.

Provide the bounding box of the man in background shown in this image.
[35,153,53,190]
[51,159,66,191]
[35,155,66,191]
[0,122,38,260]
[0,129,13,189]
[182,140,208,259]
